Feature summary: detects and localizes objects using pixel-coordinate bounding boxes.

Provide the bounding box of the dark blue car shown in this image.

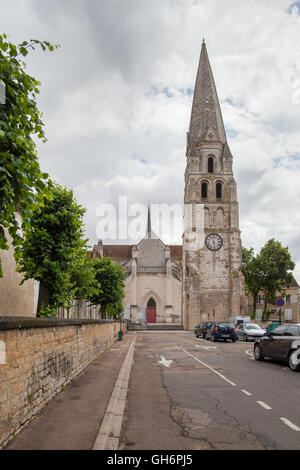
[206,322,237,343]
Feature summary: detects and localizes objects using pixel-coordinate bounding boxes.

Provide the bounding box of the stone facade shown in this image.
[92,229,183,325]
[182,41,246,330]
[0,318,119,448]
[92,42,248,330]
[247,278,300,324]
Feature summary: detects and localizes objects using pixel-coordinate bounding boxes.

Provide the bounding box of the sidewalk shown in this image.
[4,335,133,450]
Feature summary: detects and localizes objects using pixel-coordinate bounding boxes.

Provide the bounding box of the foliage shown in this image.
[262,309,271,321]
[106,299,124,320]
[259,239,295,314]
[0,32,59,276]
[242,240,295,315]
[71,255,99,301]
[88,257,125,319]
[15,184,88,314]
[241,247,264,314]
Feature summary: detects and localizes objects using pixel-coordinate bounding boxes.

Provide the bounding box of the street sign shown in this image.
[276,298,285,307]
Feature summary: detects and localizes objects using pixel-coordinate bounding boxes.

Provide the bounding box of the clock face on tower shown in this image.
[205,233,223,251]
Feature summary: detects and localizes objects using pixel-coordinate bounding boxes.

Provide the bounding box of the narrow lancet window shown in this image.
[208,157,214,173]
[216,183,222,199]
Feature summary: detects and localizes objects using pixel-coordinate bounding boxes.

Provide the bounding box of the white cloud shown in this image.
[1,0,300,281]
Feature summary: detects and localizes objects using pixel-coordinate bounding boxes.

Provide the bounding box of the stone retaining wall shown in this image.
[0,317,120,447]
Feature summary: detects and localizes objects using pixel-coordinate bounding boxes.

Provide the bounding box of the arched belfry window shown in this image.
[208,157,214,174]
[201,182,208,199]
[147,298,156,308]
[216,182,222,199]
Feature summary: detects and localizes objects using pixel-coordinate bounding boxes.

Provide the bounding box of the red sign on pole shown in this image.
[276,298,285,307]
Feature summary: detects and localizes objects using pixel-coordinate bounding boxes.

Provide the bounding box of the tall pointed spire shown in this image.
[147,202,152,239]
[189,42,226,145]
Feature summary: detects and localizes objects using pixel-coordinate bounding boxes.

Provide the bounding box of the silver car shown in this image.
[236,323,266,342]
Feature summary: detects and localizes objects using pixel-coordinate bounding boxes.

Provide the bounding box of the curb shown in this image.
[93,334,136,450]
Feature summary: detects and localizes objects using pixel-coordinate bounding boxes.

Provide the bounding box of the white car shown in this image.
[236,323,266,342]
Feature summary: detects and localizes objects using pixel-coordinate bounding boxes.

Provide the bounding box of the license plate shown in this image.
[223,335,230,338]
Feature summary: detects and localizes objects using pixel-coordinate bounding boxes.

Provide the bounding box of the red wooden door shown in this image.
[147,307,156,324]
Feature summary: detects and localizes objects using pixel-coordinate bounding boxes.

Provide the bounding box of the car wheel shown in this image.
[232,338,236,343]
[254,344,264,361]
[288,349,300,372]
[245,335,248,342]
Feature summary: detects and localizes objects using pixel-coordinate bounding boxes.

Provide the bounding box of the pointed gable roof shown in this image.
[189,41,227,145]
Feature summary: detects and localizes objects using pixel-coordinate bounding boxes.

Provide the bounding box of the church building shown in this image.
[92,41,246,330]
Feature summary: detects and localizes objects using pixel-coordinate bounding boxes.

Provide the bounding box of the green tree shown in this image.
[241,247,264,315]
[242,240,295,318]
[0,33,59,276]
[15,184,88,315]
[89,257,125,319]
[259,239,295,318]
[106,299,124,320]
[70,255,99,318]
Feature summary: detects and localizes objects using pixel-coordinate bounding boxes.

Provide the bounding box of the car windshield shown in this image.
[218,322,234,328]
[245,324,262,330]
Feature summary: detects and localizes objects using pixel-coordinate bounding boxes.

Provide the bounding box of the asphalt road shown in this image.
[120,331,300,450]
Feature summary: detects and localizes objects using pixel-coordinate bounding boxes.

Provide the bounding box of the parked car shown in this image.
[195,322,213,338]
[266,321,283,334]
[254,324,300,372]
[206,322,237,343]
[236,323,266,341]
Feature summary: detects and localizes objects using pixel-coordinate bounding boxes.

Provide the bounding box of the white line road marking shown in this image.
[280,418,300,432]
[158,356,173,368]
[178,347,236,387]
[257,401,272,410]
[201,346,217,350]
[241,390,252,396]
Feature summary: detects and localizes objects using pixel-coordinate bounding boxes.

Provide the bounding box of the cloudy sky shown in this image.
[1,0,300,282]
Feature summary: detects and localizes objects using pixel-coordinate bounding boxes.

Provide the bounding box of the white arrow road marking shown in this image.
[245,349,255,360]
[158,356,173,368]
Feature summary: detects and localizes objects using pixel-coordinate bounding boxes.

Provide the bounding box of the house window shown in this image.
[257,295,264,304]
[285,309,292,321]
[255,310,262,321]
[216,183,222,199]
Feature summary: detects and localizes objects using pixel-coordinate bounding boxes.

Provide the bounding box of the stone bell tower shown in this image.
[183,41,246,330]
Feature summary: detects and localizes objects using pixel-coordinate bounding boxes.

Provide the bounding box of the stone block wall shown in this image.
[0,317,120,447]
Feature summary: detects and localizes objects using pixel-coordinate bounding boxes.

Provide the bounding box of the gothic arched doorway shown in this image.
[147,297,156,324]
